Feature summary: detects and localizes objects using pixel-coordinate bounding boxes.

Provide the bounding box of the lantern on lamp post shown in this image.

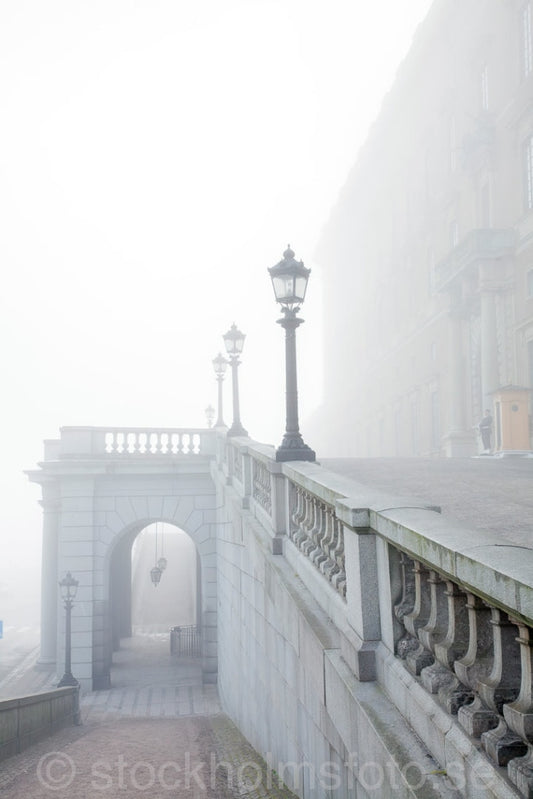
[268,245,316,462]
[223,323,248,437]
[57,572,79,688]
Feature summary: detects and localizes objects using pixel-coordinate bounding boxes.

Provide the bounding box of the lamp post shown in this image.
[58,572,79,688]
[223,323,248,437]
[268,245,316,462]
[212,353,228,428]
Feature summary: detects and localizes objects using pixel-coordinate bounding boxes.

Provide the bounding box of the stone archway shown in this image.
[91,489,218,692]
[106,522,202,677]
[28,429,219,693]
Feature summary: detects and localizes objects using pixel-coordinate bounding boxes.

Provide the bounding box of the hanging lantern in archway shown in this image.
[150,565,162,587]
[157,556,167,571]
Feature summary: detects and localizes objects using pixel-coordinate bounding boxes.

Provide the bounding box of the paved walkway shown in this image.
[322,456,533,547]
[0,633,298,798]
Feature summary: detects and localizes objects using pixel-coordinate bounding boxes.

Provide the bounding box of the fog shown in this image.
[0,0,432,634]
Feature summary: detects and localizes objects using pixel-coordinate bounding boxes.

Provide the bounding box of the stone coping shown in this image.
[267,454,533,627]
[0,685,78,710]
[372,506,533,625]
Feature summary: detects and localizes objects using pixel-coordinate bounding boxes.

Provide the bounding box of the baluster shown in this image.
[302,498,321,556]
[457,605,511,737]
[299,494,317,552]
[424,581,469,694]
[309,502,328,565]
[105,432,115,454]
[419,573,453,691]
[324,517,343,584]
[316,505,336,573]
[404,563,434,675]
[503,621,533,794]
[321,512,340,582]
[478,611,526,766]
[132,431,140,454]
[394,553,415,622]
[293,491,311,549]
[330,522,346,597]
[438,594,489,715]
[394,553,418,659]
[124,431,132,454]
[175,432,183,454]
[154,431,163,455]
[192,433,200,454]
[289,485,305,543]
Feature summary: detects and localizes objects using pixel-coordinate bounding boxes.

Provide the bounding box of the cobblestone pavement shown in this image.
[322,457,533,547]
[0,634,298,798]
[0,715,298,798]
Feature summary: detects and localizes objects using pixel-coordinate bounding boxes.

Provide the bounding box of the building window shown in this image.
[481,64,489,110]
[523,3,533,77]
[528,268,533,296]
[525,135,533,210]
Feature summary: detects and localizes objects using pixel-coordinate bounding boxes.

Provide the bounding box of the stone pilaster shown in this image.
[37,494,60,668]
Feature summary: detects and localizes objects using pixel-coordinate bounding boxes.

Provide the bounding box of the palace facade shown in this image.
[314,0,533,457]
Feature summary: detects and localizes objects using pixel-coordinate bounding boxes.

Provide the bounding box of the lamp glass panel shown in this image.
[272,275,295,301]
[294,274,309,301]
[214,357,227,375]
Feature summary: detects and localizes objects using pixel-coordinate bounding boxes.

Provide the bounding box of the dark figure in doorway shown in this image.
[479,409,493,452]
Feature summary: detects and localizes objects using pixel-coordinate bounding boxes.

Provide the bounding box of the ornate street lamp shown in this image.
[205,404,215,428]
[212,353,228,428]
[223,323,248,437]
[268,245,316,462]
[58,572,79,688]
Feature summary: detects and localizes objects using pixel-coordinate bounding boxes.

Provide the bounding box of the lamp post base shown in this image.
[57,672,79,688]
[275,434,315,462]
[227,424,248,437]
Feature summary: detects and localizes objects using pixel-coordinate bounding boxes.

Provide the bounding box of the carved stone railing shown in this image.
[215,437,533,795]
[390,545,533,795]
[231,444,243,482]
[42,426,217,459]
[252,457,272,516]
[104,428,205,455]
[288,482,346,598]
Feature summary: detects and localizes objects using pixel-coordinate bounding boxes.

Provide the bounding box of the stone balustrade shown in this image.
[392,550,531,777]
[42,426,216,459]
[287,481,346,598]
[222,435,533,797]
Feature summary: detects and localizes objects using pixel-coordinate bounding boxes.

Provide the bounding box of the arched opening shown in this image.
[104,522,202,690]
[131,523,198,632]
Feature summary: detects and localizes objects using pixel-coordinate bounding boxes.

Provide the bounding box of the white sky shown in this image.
[0,0,433,624]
